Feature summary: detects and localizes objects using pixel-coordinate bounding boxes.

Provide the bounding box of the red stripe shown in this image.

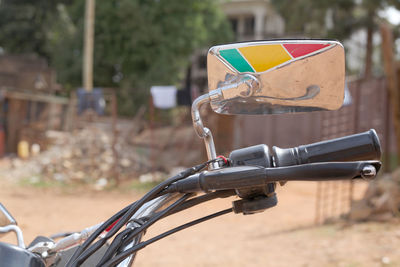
[105,218,120,232]
[283,43,331,58]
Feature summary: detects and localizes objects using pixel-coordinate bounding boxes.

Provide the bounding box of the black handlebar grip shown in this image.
[272,129,381,167]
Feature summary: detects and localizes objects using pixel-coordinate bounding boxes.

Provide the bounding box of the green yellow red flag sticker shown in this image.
[218,42,332,74]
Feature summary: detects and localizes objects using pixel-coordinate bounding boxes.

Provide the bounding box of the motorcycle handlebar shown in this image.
[165,129,382,194]
[272,129,381,167]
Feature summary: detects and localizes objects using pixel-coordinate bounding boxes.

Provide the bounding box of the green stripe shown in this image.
[219,49,254,73]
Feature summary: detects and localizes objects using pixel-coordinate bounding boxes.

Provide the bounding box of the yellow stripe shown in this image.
[238,44,292,72]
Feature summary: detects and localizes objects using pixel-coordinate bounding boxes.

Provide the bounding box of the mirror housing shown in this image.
[207,40,345,115]
[192,40,346,167]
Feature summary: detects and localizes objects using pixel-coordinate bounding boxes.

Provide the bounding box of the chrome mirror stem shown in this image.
[0,225,25,248]
[191,93,219,169]
[0,203,17,227]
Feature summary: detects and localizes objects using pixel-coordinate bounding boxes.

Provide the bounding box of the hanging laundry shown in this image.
[150,86,177,109]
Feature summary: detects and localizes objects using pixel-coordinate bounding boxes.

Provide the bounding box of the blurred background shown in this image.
[1,0,400,266]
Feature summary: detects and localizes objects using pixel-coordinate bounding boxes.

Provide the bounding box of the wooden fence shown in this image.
[234,77,394,170]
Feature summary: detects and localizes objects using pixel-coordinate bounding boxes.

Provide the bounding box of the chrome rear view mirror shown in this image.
[191,40,345,167]
[207,40,345,114]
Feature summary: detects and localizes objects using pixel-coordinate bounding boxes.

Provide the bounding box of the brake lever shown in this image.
[165,161,381,193]
[265,160,381,182]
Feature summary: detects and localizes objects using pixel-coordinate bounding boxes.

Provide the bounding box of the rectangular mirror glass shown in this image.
[207,40,345,115]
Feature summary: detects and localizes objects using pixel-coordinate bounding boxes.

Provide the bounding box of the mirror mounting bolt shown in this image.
[240,74,260,98]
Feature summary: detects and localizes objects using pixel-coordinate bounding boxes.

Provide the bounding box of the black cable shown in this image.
[98,217,147,265]
[67,161,210,266]
[104,162,209,237]
[116,232,143,266]
[66,197,164,266]
[95,193,193,266]
[96,228,133,264]
[164,190,235,217]
[103,208,233,267]
[66,203,132,266]
[111,190,235,264]
[115,190,234,254]
[65,200,140,266]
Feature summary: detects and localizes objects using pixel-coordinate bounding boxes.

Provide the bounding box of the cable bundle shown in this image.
[66,158,233,267]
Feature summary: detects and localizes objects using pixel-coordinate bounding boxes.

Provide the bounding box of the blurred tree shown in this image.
[358,0,400,77]
[271,0,400,78]
[48,0,233,115]
[0,0,232,115]
[0,0,72,59]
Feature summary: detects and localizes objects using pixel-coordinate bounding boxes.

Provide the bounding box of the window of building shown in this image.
[229,17,239,38]
[244,16,255,36]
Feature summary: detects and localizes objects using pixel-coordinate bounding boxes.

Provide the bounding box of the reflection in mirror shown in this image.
[207,40,345,115]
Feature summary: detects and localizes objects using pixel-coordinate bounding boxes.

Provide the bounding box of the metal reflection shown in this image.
[207,40,345,115]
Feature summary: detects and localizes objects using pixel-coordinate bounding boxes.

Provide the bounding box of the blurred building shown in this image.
[0,54,67,155]
[0,54,61,93]
[221,0,285,41]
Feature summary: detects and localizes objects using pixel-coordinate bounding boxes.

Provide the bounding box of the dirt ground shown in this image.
[1,179,400,267]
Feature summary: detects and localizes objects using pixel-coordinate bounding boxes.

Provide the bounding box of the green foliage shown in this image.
[0,0,232,115]
[0,0,72,58]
